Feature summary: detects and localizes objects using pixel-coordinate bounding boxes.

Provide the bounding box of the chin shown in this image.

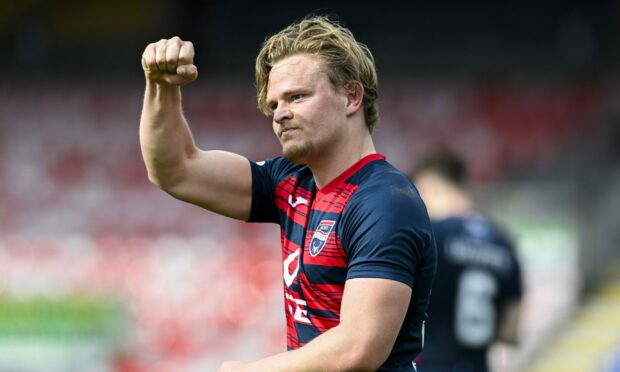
[282,144,313,165]
[282,152,308,165]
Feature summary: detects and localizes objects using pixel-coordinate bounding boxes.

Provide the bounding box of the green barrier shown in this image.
[0,296,125,340]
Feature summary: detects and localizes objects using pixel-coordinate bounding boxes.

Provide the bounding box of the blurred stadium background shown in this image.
[0,1,619,371]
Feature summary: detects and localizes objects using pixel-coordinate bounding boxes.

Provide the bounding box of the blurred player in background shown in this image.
[140,15,436,371]
[411,151,523,372]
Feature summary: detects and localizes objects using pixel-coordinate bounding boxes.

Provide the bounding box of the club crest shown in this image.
[309,220,336,257]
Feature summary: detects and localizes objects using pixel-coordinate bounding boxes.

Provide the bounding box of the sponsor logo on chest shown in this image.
[309,220,336,257]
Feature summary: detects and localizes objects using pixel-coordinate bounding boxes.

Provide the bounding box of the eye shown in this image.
[291,94,304,101]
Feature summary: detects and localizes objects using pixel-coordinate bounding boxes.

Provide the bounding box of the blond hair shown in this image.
[255,15,379,133]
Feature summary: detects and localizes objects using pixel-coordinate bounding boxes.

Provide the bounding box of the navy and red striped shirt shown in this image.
[248,153,437,371]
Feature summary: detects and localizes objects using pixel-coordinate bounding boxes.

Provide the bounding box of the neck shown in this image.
[310,133,376,190]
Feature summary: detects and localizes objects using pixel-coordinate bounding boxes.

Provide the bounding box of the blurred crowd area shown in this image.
[0,80,608,237]
[0,0,620,371]
[0,234,283,371]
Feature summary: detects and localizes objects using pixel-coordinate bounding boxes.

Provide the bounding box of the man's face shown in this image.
[266,53,349,164]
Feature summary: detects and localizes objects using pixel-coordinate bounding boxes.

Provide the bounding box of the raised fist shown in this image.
[141,36,198,86]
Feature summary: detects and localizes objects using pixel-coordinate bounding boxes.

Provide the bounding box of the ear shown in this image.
[344,81,364,117]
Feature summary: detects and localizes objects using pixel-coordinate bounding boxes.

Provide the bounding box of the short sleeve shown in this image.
[248,157,303,223]
[340,180,436,288]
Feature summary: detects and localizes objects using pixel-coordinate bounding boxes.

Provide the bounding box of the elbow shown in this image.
[146,169,182,195]
[146,170,168,190]
[144,157,189,193]
[143,151,195,193]
[146,171,160,187]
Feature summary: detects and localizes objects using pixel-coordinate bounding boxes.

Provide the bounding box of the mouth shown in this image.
[279,127,298,139]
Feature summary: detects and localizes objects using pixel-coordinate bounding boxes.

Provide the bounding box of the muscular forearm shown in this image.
[139,81,198,188]
[138,37,252,219]
[225,324,386,372]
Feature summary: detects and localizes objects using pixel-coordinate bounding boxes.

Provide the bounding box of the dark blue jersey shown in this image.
[248,154,437,371]
[419,214,522,372]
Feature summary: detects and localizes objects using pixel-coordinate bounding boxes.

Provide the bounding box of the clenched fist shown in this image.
[141,36,198,86]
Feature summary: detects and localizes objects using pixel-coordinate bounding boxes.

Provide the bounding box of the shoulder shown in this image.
[432,217,466,238]
[433,213,511,245]
[252,156,304,174]
[436,213,521,274]
[251,156,309,182]
[463,213,516,249]
[339,160,436,283]
[342,160,433,240]
[349,160,427,217]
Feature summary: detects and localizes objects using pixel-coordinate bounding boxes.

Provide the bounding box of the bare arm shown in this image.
[496,300,521,345]
[219,278,412,371]
[140,37,252,220]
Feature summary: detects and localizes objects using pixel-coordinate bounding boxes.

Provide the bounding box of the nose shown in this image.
[273,104,293,124]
